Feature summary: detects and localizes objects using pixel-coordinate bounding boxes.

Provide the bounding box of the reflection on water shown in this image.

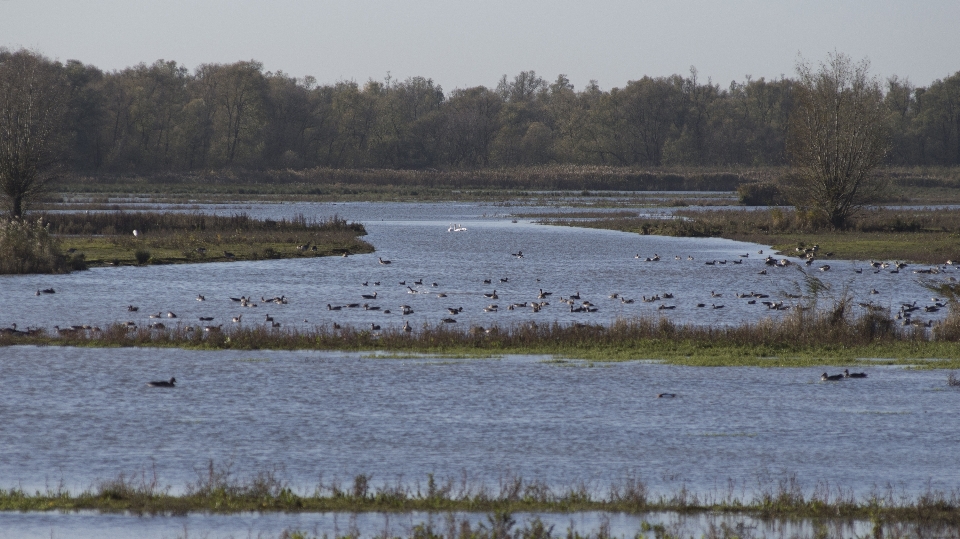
[0,509,897,539]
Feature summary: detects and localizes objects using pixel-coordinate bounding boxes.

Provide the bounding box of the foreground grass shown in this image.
[42,212,373,266]
[2,468,959,532]
[6,309,960,367]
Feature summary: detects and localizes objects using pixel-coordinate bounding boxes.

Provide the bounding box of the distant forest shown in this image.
[13,51,960,172]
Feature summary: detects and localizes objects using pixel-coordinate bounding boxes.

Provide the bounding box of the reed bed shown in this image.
[2,464,959,532]
[5,306,960,365]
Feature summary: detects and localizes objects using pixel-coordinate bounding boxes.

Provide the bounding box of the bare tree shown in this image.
[787,52,890,228]
[0,49,68,218]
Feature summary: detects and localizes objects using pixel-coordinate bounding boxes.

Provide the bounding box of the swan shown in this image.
[147,377,175,388]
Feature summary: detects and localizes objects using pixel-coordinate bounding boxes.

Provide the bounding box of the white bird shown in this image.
[132,230,139,237]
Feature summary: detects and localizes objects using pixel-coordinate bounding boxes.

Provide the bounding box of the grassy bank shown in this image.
[41,212,373,266]
[6,306,960,367]
[541,207,960,264]
[2,467,958,532]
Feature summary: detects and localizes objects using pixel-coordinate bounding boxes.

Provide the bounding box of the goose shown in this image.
[620,297,635,304]
[379,257,392,265]
[199,317,214,321]
[447,307,463,315]
[223,251,236,259]
[844,369,867,378]
[484,306,498,312]
[402,321,412,332]
[361,292,378,300]
[712,304,725,309]
[657,393,676,398]
[362,281,369,286]
[271,321,281,328]
[758,269,768,275]
[704,260,716,266]
[733,259,743,264]
[265,314,275,322]
[166,312,177,318]
[333,323,341,329]
[437,293,447,298]
[147,377,176,388]
[40,288,56,294]
[150,322,166,329]
[414,279,423,285]
[364,304,381,311]
[662,293,674,299]
[658,304,675,310]
[327,304,341,311]
[346,303,361,308]
[442,318,457,323]
[821,372,844,381]
[511,250,523,258]
[204,325,222,332]
[127,305,139,312]
[432,282,438,287]
[483,279,492,284]
[570,292,580,300]
[196,295,205,301]
[483,290,497,299]
[407,287,418,294]
[499,277,508,283]
[711,291,722,298]
[401,306,414,315]
[609,293,619,299]
[148,312,162,318]
[370,323,381,331]
[230,296,245,302]
[398,281,406,285]
[538,289,552,298]
[696,303,706,308]
[232,315,242,323]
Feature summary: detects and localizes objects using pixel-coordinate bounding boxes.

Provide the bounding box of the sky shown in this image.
[2,0,958,92]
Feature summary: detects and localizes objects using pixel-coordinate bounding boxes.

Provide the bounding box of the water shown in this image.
[1,202,952,333]
[2,201,958,537]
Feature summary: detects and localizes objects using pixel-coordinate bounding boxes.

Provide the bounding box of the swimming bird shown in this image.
[199,317,214,321]
[327,304,341,311]
[483,290,497,299]
[821,372,844,381]
[361,292,378,300]
[370,323,381,331]
[232,315,242,323]
[657,393,676,398]
[538,289,552,299]
[147,377,175,388]
[844,369,867,378]
[148,312,162,318]
[442,318,457,323]
[265,314,274,322]
[127,305,139,312]
[166,312,177,318]
[403,321,412,332]
[196,294,205,301]
[379,257,392,265]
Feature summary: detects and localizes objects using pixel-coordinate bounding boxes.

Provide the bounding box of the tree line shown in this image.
[3,48,959,174]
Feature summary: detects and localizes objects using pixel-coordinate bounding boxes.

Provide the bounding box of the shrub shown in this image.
[0,218,70,274]
[134,249,151,264]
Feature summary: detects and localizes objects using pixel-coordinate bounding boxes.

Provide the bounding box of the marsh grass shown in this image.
[543,207,960,264]
[40,212,373,265]
[6,304,960,366]
[1,465,959,533]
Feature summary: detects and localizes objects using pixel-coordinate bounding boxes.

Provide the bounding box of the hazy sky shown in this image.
[2,0,958,92]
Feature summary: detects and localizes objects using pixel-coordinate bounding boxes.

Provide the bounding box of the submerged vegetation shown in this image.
[35,211,372,267]
[2,464,959,536]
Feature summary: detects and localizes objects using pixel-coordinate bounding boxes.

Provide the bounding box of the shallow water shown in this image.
[1,201,952,333]
[2,346,958,496]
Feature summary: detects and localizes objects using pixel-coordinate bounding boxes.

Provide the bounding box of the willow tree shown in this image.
[0,49,68,218]
[787,53,889,228]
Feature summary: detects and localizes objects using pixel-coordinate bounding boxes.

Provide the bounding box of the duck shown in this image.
[821,372,844,381]
[844,369,867,378]
[147,377,176,388]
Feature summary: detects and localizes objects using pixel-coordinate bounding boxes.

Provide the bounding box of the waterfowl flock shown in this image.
[11,240,958,339]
